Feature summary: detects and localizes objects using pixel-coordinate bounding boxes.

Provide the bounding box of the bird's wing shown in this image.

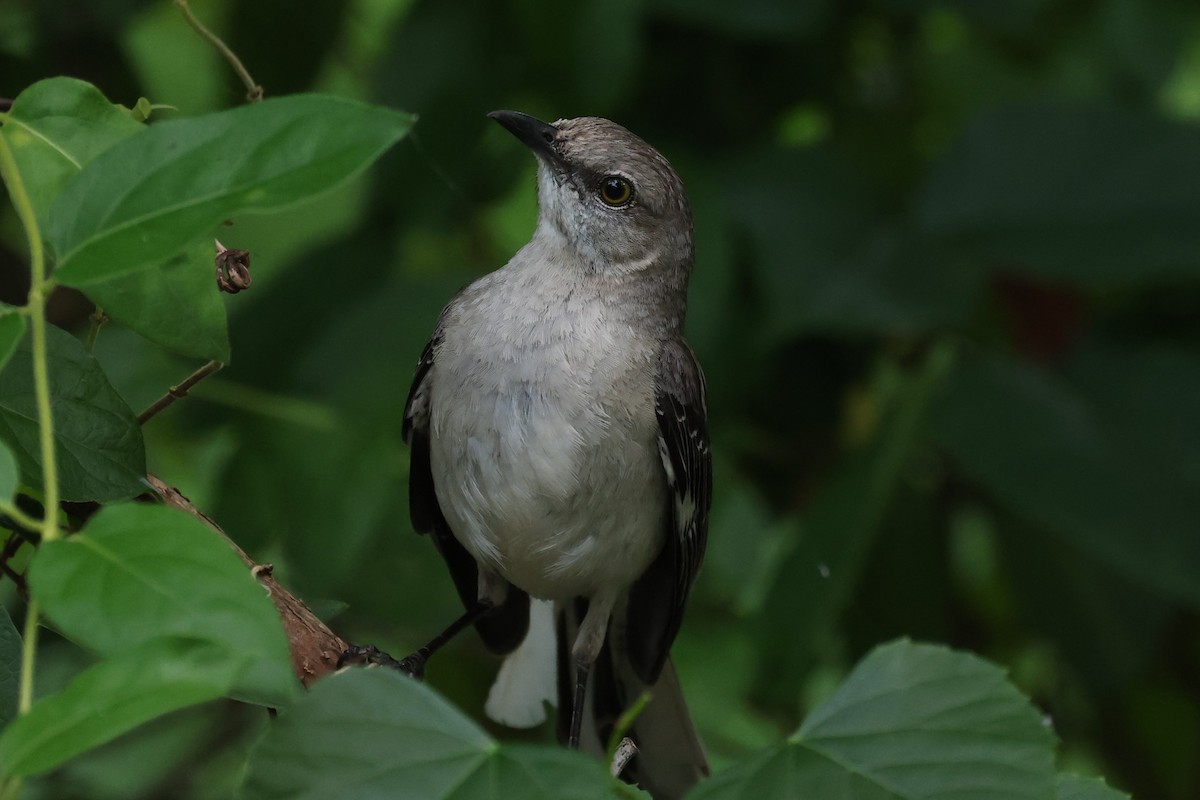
[404,328,529,655]
[626,338,712,684]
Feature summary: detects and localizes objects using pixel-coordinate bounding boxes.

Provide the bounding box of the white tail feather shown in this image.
[484,598,558,727]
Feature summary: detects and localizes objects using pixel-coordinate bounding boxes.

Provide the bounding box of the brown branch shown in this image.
[138,360,224,425]
[147,474,347,687]
[174,0,263,103]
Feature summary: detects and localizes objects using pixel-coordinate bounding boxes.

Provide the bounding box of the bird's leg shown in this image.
[567,593,617,749]
[569,652,591,748]
[338,600,493,679]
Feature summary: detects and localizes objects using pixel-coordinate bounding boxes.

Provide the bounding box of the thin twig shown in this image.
[138,360,224,425]
[85,307,107,353]
[174,0,263,103]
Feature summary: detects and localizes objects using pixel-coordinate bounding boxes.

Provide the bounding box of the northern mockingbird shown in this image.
[356,111,711,798]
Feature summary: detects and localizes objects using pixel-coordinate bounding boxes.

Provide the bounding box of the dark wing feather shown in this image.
[626,339,711,684]
[404,331,530,655]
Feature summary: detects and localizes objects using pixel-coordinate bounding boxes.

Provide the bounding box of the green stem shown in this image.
[17,597,40,709]
[1,116,61,730]
[175,0,263,102]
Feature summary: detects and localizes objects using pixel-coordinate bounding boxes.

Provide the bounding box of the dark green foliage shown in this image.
[1,0,1197,797]
[0,326,145,502]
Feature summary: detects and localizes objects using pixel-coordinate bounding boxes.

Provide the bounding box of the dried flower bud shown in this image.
[215,239,252,293]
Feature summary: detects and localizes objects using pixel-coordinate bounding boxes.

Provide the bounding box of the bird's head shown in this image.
[488,110,693,281]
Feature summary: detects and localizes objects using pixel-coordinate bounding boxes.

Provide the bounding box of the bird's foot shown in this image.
[337,645,427,679]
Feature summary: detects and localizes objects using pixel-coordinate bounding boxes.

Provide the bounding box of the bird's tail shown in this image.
[483,599,707,798]
[559,600,709,799]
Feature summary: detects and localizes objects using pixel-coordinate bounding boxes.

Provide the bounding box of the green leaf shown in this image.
[1057,774,1130,800]
[241,669,630,800]
[932,347,1200,608]
[0,310,24,377]
[0,77,144,230]
[696,641,1057,800]
[49,94,416,284]
[0,438,17,502]
[0,324,145,502]
[752,343,956,704]
[0,638,239,777]
[28,503,296,706]
[82,240,230,361]
[918,106,1200,286]
[0,603,20,730]
[0,79,230,359]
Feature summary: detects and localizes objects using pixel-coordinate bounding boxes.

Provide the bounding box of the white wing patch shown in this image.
[657,434,676,485]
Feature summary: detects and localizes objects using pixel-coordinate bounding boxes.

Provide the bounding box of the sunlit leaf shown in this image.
[696,641,1057,799]
[29,503,296,706]
[0,77,143,230]
[49,94,415,284]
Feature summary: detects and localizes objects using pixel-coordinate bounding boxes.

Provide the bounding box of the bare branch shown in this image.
[138,360,224,425]
[147,474,348,687]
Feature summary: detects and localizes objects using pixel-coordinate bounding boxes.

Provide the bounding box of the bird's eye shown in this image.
[598,176,634,207]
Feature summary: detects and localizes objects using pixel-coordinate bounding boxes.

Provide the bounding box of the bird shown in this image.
[353,110,712,798]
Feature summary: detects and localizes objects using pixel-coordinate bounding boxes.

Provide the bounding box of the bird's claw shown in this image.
[337,644,426,679]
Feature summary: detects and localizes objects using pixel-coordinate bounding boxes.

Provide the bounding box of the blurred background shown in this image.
[3,0,1200,797]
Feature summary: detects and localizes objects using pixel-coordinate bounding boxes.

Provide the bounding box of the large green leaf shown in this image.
[240,669,633,800]
[0,603,19,730]
[82,240,230,361]
[48,94,416,284]
[918,106,1200,286]
[933,346,1200,607]
[0,77,144,230]
[0,324,145,502]
[0,78,231,359]
[28,503,296,706]
[0,638,239,778]
[696,641,1057,799]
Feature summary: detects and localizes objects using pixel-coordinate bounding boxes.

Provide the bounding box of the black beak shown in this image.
[488,110,561,163]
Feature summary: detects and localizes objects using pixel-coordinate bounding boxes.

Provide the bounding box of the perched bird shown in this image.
[378,111,710,798]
